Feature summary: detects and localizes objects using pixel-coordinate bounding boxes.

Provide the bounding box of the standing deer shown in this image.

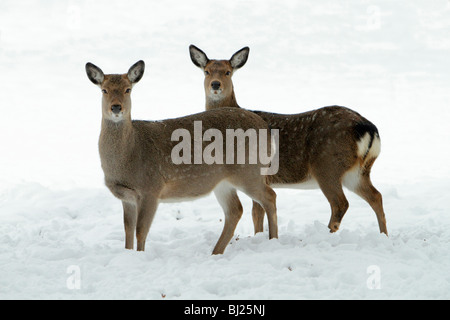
[189,45,388,235]
[85,60,278,254]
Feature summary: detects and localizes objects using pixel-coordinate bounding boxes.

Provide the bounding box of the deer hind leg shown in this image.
[356,178,388,235]
[252,201,265,234]
[213,183,244,255]
[343,162,388,235]
[316,176,350,233]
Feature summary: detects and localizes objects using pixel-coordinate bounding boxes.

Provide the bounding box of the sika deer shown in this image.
[86,60,278,254]
[189,45,388,235]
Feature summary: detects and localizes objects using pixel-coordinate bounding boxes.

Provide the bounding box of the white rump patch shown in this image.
[357,132,381,160]
[369,134,381,159]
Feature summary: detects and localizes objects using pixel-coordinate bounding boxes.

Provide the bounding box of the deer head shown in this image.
[86,61,145,123]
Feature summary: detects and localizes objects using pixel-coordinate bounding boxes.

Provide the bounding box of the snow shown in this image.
[1,0,450,300]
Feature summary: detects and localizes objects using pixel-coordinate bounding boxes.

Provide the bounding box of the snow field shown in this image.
[0,178,449,299]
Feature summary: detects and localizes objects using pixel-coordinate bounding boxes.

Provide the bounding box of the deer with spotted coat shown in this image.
[86,60,278,254]
[189,45,388,236]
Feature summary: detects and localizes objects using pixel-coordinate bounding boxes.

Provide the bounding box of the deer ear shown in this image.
[189,45,209,69]
[86,63,104,86]
[128,60,145,84]
[230,47,249,71]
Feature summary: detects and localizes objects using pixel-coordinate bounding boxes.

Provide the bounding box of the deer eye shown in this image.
[204,71,210,76]
[102,89,108,94]
[125,88,131,94]
[226,71,231,76]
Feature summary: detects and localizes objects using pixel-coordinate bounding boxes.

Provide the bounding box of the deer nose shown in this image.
[111,105,122,114]
[211,81,221,90]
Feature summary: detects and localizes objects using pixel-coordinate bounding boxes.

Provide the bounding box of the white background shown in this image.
[0,0,449,299]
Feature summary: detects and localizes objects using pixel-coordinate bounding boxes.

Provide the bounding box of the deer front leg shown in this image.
[252,201,265,234]
[244,184,278,240]
[106,182,138,204]
[122,201,137,250]
[107,183,139,249]
[136,196,159,252]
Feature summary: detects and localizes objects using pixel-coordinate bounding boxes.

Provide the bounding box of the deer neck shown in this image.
[99,117,135,160]
[206,90,240,111]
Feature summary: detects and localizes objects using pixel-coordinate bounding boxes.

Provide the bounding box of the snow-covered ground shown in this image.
[1,0,449,299]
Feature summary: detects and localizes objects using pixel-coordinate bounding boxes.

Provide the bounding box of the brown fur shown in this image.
[86,61,278,254]
[189,45,388,235]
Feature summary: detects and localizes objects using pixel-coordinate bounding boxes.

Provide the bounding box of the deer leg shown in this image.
[136,196,159,252]
[244,185,278,240]
[252,201,265,234]
[355,177,388,235]
[107,182,138,204]
[213,185,243,255]
[342,162,388,236]
[261,186,278,239]
[122,201,137,250]
[318,180,349,233]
